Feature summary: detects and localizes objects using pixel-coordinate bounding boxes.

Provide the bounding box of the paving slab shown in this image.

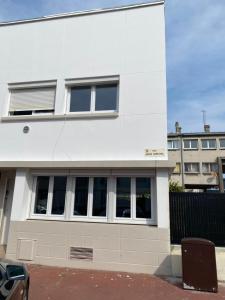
[28,265,225,300]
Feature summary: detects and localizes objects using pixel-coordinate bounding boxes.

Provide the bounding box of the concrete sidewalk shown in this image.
[28,265,225,300]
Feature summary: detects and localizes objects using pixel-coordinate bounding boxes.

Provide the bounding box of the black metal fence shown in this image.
[170,192,225,247]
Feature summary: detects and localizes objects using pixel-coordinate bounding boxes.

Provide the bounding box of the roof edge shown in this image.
[0,1,164,27]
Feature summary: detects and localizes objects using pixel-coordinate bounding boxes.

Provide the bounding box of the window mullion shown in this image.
[64,176,73,220]
[91,86,95,112]
[131,178,136,220]
[88,178,93,218]
[31,176,37,215]
[47,176,54,216]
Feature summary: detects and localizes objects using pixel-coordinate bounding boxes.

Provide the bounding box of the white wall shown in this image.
[0,3,167,162]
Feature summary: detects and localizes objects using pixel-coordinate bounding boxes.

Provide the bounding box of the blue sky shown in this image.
[0,0,225,133]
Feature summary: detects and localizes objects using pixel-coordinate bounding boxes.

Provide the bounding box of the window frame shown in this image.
[70,176,109,222]
[183,139,198,150]
[184,163,200,174]
[7,82,56,117]
[201,139,217,150]
[202,162,218,174]
[219,139,225,149]
[168,140,180,150]
[30,176,68,220]
[65,77,119,115]
[29,174,156,225]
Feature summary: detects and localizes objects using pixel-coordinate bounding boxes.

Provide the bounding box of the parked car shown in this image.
[0,260,29,300]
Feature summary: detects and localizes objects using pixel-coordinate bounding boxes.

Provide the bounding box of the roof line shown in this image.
[0,1,164,27]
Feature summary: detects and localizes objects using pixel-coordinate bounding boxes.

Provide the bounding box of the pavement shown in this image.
[28,264,225,300]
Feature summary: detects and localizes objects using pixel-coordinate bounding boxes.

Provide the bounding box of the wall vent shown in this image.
[70,247,93,260]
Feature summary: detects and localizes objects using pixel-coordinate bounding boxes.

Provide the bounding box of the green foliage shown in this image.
[169,180,184,192]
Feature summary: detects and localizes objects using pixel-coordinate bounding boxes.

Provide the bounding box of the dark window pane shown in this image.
[74,177,89,216]
[10,110,32,116]
[136,178,151,219]
[70,86,91,112]
[116,177,131,218]
[95,84,117,111]
[34,176,49,214]
[51,177,67,215]
[92,177,107,217]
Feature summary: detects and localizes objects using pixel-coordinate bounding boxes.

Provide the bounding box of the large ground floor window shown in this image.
[30,174,155,224]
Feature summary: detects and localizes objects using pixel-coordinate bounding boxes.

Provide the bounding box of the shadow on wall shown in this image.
[154,255,173,277]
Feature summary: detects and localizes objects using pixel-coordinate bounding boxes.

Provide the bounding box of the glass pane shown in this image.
[167,141,172,149]
[208,139,216,148]
[92,177,107,217]
[202,163,209,173]
[183,140,190,148]
[34,176,49,214]
[74,177,89,216]
[95,84,117,111]
[136,178,151,219]
[173,140,180,149]
[211,163,218,172]
[116,177,131,218]
[220,139,225,148]
[51,177,67,215]
[192,163,199,172]
[190,140,198,148]
[201,140,208,148]
[184,163,191,172]
[70,86,91,112]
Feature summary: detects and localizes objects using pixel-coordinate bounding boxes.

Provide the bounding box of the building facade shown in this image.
[168,123,225,192]
[0,1,172,275]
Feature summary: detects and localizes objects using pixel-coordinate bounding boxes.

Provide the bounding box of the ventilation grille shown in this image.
[70,247,93,260]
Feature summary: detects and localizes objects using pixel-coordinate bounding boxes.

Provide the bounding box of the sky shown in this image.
[0,0,225,133]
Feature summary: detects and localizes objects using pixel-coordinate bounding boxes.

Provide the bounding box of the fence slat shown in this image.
[169,192,225,246]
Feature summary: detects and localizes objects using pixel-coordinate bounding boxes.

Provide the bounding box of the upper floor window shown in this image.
[202,163,218,174]
[201,139,217,149]
[69,83,118,113]
[9,87,55,116]
[219,139,225,149]
[184,163,199,173]
[168,140,180,150]
[183,139,198,150]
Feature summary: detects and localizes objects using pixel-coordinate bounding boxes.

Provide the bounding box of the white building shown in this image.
[0,1,173,274]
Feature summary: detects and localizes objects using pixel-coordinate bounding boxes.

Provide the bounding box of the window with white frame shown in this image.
[183,139,198,149]
[219,139,225,149]
[202,163,218,173]
[116,177,151,219]
[168,140,180,150]
[33,176,67,216]
[184,163,199,173]
[201,139,217,149]
[72,177,108,218]
[31,175,153,223]
[68,83,118,113]
[9,86,56,116]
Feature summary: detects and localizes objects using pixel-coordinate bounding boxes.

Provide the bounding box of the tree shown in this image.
[169,180,183,192]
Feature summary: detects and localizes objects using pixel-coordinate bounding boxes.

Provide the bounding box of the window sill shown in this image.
[1,112,119,122]
[183,148,198,151]
[27,216,156,225]
[184,172,200,175]
[201,148,217,150]
[168,148,180,151]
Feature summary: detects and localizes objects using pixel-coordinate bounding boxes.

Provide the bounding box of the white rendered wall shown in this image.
[0,4,167,162]
[156,169,169,228]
